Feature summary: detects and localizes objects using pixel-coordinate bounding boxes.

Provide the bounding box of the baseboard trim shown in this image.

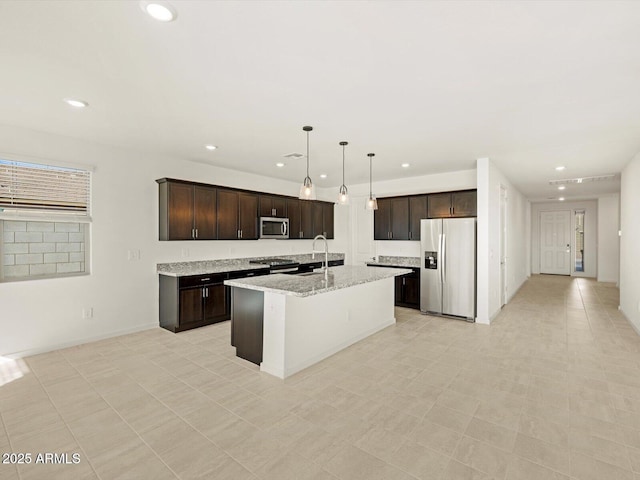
[5,322,159,359]
[619,306,640,337]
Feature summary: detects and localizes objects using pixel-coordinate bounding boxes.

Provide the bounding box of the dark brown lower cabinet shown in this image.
[231,287,264,365]
[394,269,420,309]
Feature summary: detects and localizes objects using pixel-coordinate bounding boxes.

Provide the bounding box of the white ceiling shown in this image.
[1,0,639,200]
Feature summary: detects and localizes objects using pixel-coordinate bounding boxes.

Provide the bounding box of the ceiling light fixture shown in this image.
[320,174,327,179]
[205,145,217,151]
[401,163,410,168]
[298,126,316,200]
[555,166,566,171]
[559,197,565,201]
[141,1,177,22]
[337,141,349,205]
[276,162,285,168]
[366,153,378,210]
[558,185,566,190]
[64,98,88,108]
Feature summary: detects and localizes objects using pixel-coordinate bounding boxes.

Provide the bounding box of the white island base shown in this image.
[260,277,395,378]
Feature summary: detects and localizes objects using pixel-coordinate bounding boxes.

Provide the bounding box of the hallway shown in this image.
[1,275,639,480]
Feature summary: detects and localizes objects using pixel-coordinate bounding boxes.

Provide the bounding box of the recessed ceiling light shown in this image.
[557,185,566,190]
[204,145,217,151]
[140,1,177,22]
[276,162,285,168]
[64,98,88,108]
[320,174,327,179]
[401,163,410,168]
[555,166,566,171]
[559,197,565,201]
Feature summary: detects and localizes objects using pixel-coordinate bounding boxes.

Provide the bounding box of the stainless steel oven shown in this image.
[259,217,289,239]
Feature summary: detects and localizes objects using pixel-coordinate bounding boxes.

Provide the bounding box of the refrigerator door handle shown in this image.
[441,233,446,284]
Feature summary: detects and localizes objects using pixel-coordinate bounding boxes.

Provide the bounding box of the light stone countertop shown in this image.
[366,255,420,269]
[224,265,412,298]
[157,253,345,277]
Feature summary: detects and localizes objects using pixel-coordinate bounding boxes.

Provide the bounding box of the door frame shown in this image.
[499,184,507,307]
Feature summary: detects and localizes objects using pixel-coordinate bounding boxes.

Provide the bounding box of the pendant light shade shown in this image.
[366,153,378,210]
[336,141,349,205]
[299,126,316,200]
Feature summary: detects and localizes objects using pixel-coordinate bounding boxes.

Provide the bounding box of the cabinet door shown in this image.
[390,197,409,240]
[203,283,228,322]
[272,196,287,217]
[194,186,216,240]
[179,288,204,327]
[428,193,452,218]
[394,276,404,304]
[168,182,194,240]
[409,195,427,241]
[312,202,324,237]
[238,192,258,239]
[217,189,239,239]
[374,198,391,240]
[451,191,477,217]
[286,198,301,239]
[323,202,334,239]
[300,201,314,239]
[404,272,421,307]
[259,195,273,217]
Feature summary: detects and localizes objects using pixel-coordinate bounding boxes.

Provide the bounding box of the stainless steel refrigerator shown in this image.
[420,218,476,321]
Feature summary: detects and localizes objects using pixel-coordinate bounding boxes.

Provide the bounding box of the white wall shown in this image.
[620,152,640,332]
[477,158,530,325]
[597,194,620,284]
[530,200,597,277]
[0,123,347,357]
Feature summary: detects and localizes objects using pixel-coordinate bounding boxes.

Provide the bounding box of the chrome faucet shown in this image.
[312,234,329,272]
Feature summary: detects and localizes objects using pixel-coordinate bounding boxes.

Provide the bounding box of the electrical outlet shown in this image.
[127,249,140,261]
[82,307,93,319]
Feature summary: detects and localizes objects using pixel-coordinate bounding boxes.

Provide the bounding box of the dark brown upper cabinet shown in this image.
[299,201,314,239]
[322,202,334,239]
[427,190,477,218]
[286,198,301,239]
[217,189,258,240]
[259,194,287,218]
[374,197,409,240]
[408,195,427,241]
[158,179,216,240]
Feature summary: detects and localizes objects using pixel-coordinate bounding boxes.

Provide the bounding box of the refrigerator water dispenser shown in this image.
[424,252,437,269]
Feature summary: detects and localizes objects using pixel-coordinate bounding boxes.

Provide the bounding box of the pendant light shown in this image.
[298,125,316,200]
[366,153,378,210]
[337,141,349,205]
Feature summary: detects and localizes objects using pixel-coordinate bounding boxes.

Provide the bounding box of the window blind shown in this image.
[0,159,90,213]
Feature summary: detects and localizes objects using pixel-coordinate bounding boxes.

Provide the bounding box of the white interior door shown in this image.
[350,197,375,265]
[500,185,507,306]
[540,210,571,275]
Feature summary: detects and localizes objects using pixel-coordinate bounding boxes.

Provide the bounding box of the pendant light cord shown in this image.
[306,130,310,178]
[369,157,372,198]
[342,144,346,185]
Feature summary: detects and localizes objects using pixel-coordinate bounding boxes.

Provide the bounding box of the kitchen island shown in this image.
[225,265,412,379]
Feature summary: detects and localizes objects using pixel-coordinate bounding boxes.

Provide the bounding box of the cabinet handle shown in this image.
[390,231,393,239]
[201,278,210,282]
[191,228,195,239]
[237,229,240,239]
[272,208,276,216]
[202,287,206,298]
[195,228,198,239]
[409,231,412,240]
[240,230,243,238]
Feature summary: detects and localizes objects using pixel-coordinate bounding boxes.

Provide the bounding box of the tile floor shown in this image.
[1,275,639,480]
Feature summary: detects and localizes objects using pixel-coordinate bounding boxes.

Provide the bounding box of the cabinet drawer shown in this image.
[328,259,344,267]
[179,273,226,288]
[227,268,269,280]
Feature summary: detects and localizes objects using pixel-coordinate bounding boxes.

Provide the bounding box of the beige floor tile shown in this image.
[286,426,349,466]
[257,452,328,480]
[436,388,481,415]
[425,404,472,433]
[410,419,463,456]
[388,440,450,479]
[569,427,631,470]
[161,439,228,479]
[513,432,571,476]
[570,451,634,480]
[353,424,405,461]
[518,413,569,447]
[505,455,569,480]
[441,459,494,480]
[324,445,416,480]
[139,415,202,455]
[454,435,512,479]
[465,417,517,452]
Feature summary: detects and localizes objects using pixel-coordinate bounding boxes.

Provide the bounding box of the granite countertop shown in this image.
[157,253,345,277]
[366,255,420,269]
[224,265,412,298]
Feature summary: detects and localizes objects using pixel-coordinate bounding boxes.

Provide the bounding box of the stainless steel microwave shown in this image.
[259,217,289,239]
